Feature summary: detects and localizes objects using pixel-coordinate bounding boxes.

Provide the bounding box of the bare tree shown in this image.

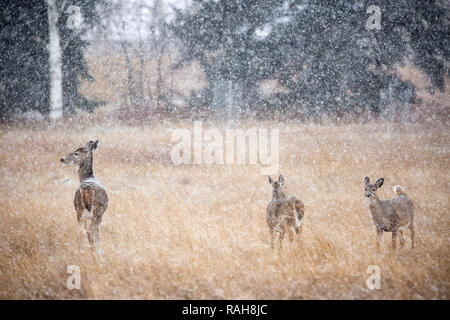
[147,0,171,116]
[97,0,177,117]
[47,0,64,120]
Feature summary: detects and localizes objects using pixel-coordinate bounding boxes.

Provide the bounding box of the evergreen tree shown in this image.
[269,0,449,115]
[0,0,107,121]
[171,0,449,116]
[171,0,280,112]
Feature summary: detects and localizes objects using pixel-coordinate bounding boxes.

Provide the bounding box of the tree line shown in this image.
[0,0,448,121]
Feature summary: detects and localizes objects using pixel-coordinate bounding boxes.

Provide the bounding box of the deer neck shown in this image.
[369,194,381,209]
[77,153,94,183]
[273,189,288,200]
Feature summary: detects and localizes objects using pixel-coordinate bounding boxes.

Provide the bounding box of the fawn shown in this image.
[61,140,108,257]
[364,177,415,251]
[266,175,305,249]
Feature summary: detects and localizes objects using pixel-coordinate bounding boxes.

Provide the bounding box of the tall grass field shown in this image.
[0,120,448,299]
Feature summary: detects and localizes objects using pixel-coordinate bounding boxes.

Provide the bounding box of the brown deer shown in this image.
[61,140,108,257]
[266,175,305,249]
[364,177,415,251]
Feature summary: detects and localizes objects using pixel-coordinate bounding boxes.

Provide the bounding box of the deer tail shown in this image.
[293,200,303,231]
[393,185,406,196]
[80,184,95,213]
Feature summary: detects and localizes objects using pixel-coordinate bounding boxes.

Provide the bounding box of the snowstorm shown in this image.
[0,0,449,300]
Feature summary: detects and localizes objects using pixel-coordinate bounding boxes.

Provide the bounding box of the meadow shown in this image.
[0,118,448,299]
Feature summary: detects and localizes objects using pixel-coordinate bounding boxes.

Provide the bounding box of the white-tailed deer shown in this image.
[364,177,415,251]
[266,175,305,249]
[61,140,108,258]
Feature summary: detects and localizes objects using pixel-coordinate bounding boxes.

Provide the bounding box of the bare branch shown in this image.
[58,0,68,15]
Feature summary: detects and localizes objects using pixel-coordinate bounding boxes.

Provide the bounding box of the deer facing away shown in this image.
[266,175,305,249]
[364,177,415,251]
[61,140,108,257]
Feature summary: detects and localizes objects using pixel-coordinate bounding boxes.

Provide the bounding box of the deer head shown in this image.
[60,140,97,165]
[61,140,99,182]
[268,174,288,199]
[364,176,384,200]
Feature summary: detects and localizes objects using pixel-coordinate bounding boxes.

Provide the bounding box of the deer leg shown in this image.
[76,209,87,250]
[391,230,397,250]
[269,229,275,249]
[288,227,295,244]
[376,228,383,252]
[399,229,406,248]
[296,224,303,241]
[75,191,87,251]
[88,217,103,258]
[409,224,415,249]
[278,231,285,249]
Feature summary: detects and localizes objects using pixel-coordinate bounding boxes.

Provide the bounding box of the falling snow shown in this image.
[0,0,449,300]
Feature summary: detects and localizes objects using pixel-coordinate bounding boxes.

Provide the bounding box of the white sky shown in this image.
[90,0,191,41]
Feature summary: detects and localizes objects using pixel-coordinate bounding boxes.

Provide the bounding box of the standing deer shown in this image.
[61,140,108,258]
[364,177,415,251]
[266,175,305,249]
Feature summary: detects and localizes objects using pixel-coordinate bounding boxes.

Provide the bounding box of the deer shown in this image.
[364,177,415,251]
[60,140,108,258]
[266,175,305,249]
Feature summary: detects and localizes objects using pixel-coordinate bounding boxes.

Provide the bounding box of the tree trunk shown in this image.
[156,52,163,114]
[48,0,63,120]
[135,38,147,109]
[121,42,136,107]
[137,53,146,108]
[242,80,259,110]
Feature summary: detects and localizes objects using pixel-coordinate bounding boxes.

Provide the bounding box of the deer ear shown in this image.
[375,178,384,189]
[278,175,284,185]
[364,176,370,185]
[267,176,273,184]
[87,140,98,151]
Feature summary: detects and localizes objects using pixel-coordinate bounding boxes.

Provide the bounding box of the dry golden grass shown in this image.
[80,52,206,104]
[79,52,449,125]
[0,120,449,299]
